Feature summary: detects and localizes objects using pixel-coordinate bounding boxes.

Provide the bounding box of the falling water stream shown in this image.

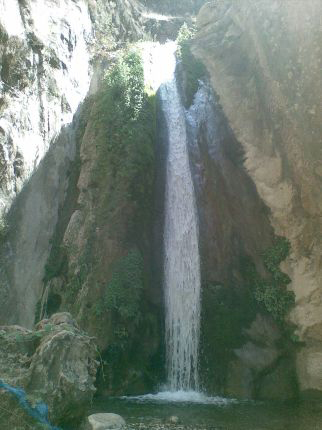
[161,57,201,392]
[143,40,201,392]
[142,40,202,396]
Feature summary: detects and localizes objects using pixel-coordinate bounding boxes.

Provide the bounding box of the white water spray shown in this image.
[159,47,201,392]
[140,41,202,393]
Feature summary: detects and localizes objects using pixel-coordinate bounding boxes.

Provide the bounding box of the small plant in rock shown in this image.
[253,280,294,322]
[242,236,295,322]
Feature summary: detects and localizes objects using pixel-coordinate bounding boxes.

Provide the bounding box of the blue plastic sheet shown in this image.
[0,379,61,429]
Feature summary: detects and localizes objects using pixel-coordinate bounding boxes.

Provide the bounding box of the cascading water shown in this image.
[141,40,202,395]
[159,47,201,392]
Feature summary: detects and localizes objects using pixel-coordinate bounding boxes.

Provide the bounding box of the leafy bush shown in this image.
[254,281,294,322]
[263,236,291,280]
[104,50,145,121]
[242,237,295,322]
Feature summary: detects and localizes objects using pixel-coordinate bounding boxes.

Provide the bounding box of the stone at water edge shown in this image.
[168,416,180,424]
[82,413,126,429]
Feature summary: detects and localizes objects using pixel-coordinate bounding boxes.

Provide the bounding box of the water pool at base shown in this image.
[91,393,322,430]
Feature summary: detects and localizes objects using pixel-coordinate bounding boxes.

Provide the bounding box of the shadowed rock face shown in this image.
[182,80,297,400]
[193,0,322,395]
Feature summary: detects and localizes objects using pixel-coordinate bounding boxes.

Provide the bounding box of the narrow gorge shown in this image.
[0,0,321,429]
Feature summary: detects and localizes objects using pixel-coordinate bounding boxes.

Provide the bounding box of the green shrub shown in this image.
[263,236,290,270]
[253,281,294,322]
[242,237,295,322]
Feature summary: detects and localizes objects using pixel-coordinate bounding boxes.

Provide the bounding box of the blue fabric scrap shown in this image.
[0,379,61,429]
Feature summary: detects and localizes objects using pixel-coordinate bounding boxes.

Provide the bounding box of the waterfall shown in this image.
[140,40,201,393]
[160,50,201,392]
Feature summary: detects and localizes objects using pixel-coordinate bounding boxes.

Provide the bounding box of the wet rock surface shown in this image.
[182,79,294,399]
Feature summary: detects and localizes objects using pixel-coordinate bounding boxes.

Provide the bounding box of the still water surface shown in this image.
[92,392,322,430]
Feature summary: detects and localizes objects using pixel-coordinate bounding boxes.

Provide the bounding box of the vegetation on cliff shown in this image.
[92,48,156,230]
[41,47,159,394]
[243,237,295,322]
[102,249,144,325]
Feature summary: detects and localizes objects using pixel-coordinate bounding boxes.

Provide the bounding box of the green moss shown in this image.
[201,237,295,391]
[176,23,207,107]
[96,249,159,393]
[92,48,156,232]
[104,249,144,325]
[94,249,144,364]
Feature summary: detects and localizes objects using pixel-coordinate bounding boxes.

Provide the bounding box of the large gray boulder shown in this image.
[82,413,126,430]
[0,312,98,428]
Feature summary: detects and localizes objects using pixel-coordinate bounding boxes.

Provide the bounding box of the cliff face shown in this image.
[0,0,164,408]
[193,0,322,395]
[0,0,92,214]
[0,0,153,329]
[0,0,95,329]
[0,0,150,218]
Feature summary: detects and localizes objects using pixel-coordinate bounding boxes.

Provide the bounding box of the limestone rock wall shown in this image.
[0,0,93,214]
[193,0,322,395]
[0,0,154,329]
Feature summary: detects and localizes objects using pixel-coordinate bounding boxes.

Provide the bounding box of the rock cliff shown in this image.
[0,0,186,399]
[0,0,164,329]
[193,0,322,395]
[0,0,93,214]
[1,0,321,403]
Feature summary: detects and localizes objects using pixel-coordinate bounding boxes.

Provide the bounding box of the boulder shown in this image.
[82,413,126,430]
[0,312,98,428]
[168,415,180,424]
